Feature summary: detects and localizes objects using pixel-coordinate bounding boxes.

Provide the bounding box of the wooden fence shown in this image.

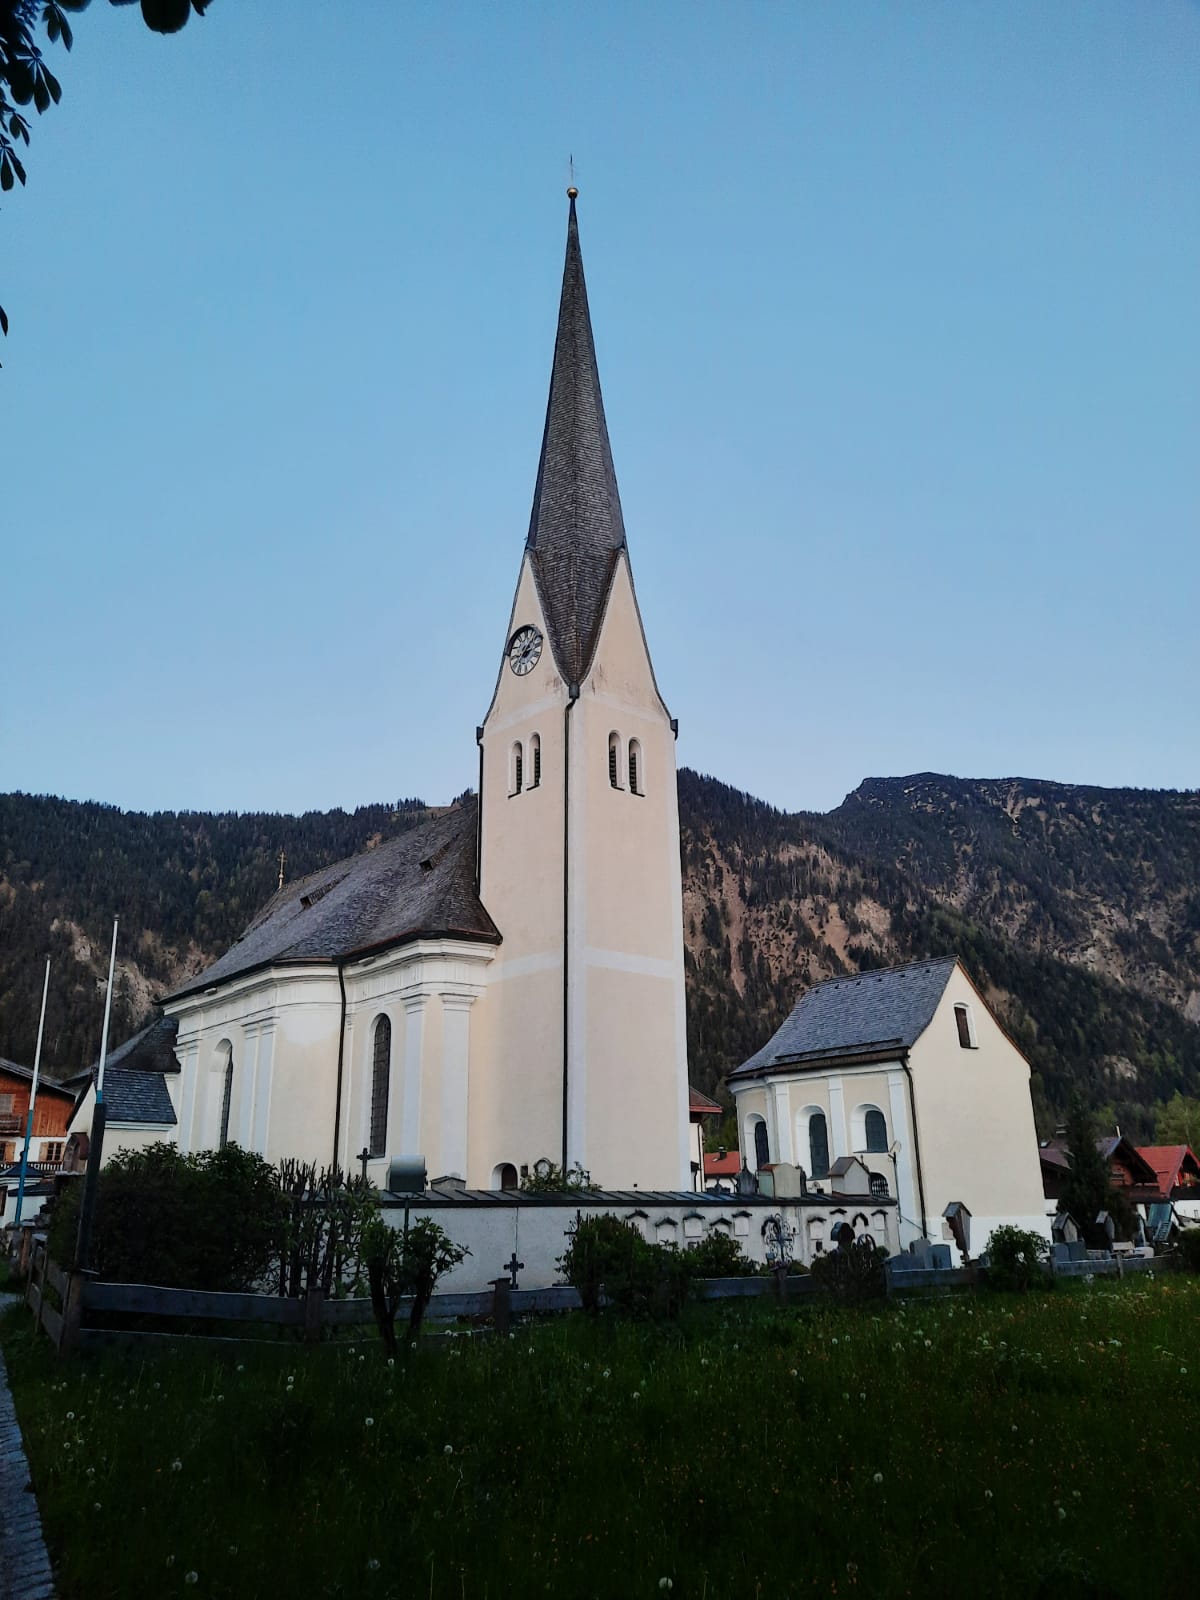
[11,1237,1175,1357]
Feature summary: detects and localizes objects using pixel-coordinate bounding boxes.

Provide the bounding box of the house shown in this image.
[63,1016,181,1162]
[1039,1135,1160,1210]
[728,956,1049,1251]
[0,1057,74,1168]
[1135,1144,1200,1224]
[688,1087,722,1192]
[703,1149,741,1192]
[69,192,692,1194]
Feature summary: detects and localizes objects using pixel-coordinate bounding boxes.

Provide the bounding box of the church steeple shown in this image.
[526,191,627,687]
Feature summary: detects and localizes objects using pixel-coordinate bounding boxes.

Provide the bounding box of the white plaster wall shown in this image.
[910,966,1050,1245]
[477,551,690,1193]
[377,1194,899,1293]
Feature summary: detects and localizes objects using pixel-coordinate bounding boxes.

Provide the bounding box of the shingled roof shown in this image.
[525,193,627,686]
[0,1057,76,1100]
[730,957,960,1080]
[164,801,498,1003]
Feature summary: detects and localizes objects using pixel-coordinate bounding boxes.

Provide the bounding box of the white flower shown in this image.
[171,1459,183,1473]
[1182,1366,1188,1375]
[236,1364,244,1373]
[93,1502,102,1511]
[66,1411,75,1421]
[216,1395,224,1404]
[790,1369,798,1378]
[228,1545,238,1556]
[443,1444,454,1456]
[365,1417,374,1428]
[1057,1506,1067,1521]
[831,1337,839,1346]
[872,1472,883,1485]
[366,1558,380,1572]
[603,1368,611,1379]
[185,1573,198,1586]
[658,1581,674,1592]
[984,1490,993,1501]
[387,1359,395,1368]
[632,1392,641,1400]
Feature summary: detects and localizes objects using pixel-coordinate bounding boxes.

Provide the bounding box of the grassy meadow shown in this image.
[2,1277,1198,1599]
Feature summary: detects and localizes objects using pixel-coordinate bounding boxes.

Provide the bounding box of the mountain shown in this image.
[2,773,1198,1139]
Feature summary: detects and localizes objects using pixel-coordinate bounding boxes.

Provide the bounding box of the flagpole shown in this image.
[75,919,118,1273]
[13,957,51,1227]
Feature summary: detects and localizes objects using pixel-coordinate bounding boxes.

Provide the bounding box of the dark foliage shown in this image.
[985,1224,1050,1292]
[47,1140,280,1291]
[1,0,211,359]
[809,1236,888,1302]
[680,1229,756,1278]
[558,1214,691,1320]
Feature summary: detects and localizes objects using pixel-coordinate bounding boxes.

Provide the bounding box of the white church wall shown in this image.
[911,967,1050,1245]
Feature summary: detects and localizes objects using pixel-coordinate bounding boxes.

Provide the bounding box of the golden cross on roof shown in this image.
[277,849,287,892]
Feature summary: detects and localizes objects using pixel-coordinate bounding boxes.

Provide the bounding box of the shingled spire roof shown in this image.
[526,192,627,685]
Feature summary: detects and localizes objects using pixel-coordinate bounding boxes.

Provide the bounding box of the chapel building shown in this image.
[140,194,691,1191]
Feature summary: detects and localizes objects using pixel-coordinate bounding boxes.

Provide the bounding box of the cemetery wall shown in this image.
[380,1193,902,1293]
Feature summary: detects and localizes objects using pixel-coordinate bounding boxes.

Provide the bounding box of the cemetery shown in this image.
[1,1267,1197,1597]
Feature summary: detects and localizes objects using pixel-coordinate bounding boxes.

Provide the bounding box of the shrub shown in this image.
[362,1214,469,1355]
[559,1214,690,1319]
[47,1142,282,1293]
[810,1238,887,1303]
[520,1161,595,1194]
[1176,1227,1200,1273]
[685,1230,756,1278]
[274,1160,377,1298]
[985,1225,1050,1292]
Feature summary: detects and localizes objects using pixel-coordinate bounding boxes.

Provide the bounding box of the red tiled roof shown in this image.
[1137,1145,1200,1199]
[704,1151,741,1178]
[689,1086,722,1117]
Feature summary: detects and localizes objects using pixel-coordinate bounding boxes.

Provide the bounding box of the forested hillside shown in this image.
[2,772,1198,1138]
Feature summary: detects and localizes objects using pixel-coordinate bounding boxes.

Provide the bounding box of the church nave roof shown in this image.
[165,801,498,1002]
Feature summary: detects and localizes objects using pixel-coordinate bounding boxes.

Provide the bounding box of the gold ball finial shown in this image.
[567,186,578,200]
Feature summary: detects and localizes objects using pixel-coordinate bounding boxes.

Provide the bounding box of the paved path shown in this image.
[0,1291,56,1600]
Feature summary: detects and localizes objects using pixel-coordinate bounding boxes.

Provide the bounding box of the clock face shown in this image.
[507,625,543,676]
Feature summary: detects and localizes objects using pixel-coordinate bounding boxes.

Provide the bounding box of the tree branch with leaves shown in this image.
[1,0,211,358]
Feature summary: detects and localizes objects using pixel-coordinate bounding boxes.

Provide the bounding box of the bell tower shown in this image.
[473,191,690,1190]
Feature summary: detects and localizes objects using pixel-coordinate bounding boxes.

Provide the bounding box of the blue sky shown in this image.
[3,1,1197,815]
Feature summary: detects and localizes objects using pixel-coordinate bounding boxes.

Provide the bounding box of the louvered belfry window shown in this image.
[609,732,621,788]
[370,1015,391,1157]
[628,738,642,795]
[530,733,541,788]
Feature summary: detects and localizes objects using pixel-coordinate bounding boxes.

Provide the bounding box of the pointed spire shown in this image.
[526,190,627,686]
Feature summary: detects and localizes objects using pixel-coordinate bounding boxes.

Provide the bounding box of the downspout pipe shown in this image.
[561,683,579,1172]
[900,1048,930,1240]
[332,961,348,1171]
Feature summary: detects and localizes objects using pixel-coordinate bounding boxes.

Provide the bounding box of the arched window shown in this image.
[754,1119,770,1171]
[954,1003,977,1048]
[608,731,623,789]
[369,1015,391,1157]
[511,741,524,796]
[492,1162,518,1190]
[218,1052,234,1149]
[529,732,541,789]
[744,1113,768,1173]
[808,1111,830,1179]
[864,1107,888,1153]
[628,738,642,795]
[869,1172,890,1199]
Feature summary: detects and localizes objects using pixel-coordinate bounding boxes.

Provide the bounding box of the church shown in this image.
[145,192,693,1193]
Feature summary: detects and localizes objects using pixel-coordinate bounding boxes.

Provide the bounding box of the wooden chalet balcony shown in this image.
[0,1115,24,1138]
